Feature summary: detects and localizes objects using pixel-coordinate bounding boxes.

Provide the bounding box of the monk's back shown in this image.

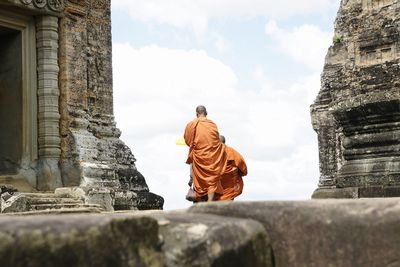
[194,118,221,151]
[184,115,227,198]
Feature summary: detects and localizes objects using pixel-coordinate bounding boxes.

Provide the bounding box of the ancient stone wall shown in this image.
[0,0,163,210]
[312,0,400,197]
[58,0,163,209]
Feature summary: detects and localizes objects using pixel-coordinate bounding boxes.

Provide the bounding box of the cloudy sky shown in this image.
[111,0,341,210]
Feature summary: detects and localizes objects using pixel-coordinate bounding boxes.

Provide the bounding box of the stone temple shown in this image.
[0,0,163,211]
[312,0,400,198]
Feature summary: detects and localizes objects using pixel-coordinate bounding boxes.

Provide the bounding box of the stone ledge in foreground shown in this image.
[134,210,273,267]
[0,210,273,267]
[0,213,162,267]
[189,198,400,267]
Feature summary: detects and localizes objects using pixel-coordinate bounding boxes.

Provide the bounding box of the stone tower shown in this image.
[0,0,163,210]
[312,0,400,198]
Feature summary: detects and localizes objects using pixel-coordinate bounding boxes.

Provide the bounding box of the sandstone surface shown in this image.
[311,0,400,197]
[2,200,400,266]
[191,199,400,267]
[0,0,163,211]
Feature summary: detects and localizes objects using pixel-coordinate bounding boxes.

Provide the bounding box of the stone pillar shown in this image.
[36,16,62,190]
[310,92,339,189]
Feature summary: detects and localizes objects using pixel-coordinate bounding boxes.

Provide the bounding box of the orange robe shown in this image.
[184,117,227,198]
[219,145,247,201]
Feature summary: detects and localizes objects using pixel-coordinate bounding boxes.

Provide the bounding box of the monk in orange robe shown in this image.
[184,105,227,202]
[218,135,247,201]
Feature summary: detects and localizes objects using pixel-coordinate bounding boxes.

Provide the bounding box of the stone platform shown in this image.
[1,199,400,267]
[312,186,400,199]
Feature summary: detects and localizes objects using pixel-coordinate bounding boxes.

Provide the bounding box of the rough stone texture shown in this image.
[190,199,400,267]
[85,188,114,211]
[0,213,163,267]
[136,192,166,211]
[1,193,27,213]
[3,200,400,267]
[0,210,273,267]
[0,0,163,210]
[311,0,400,197]
[57,0,163,210]
[0,185,17,195]
[142,211,273,267]
[0,191,105,213]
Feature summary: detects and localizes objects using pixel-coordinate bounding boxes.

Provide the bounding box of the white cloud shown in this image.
[213,33,232,54]
[113,43,238,139]
[265,20,333,70]
[240,143,318,201]
[265,20,279,35]
[113,42,321,210]
[112,0,338,34]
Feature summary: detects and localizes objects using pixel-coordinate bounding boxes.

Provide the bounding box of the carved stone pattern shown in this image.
[33,0,46,8]
[48,0,64,12]
[36,16,61,159]
[311,0,400,197]
[19,0,65,12]
[363,0,394,11]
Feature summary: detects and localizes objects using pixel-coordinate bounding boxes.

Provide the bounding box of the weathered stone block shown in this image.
[1,193,28,213]
[311,0,400,196]
[190,200,400,267]
[0,213,163,267]
[136,211,273,267]
[114,191,138,211]
[312,187,359,199]
[0,0,164,210]
[86,188,114,211]
[54,186,86,200]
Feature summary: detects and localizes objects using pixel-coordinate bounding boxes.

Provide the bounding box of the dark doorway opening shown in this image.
[0,26,22,174]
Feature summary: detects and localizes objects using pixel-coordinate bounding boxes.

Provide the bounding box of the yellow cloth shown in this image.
[176,137,188,146]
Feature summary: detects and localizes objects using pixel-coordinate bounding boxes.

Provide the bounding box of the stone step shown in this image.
[1,192,107,214]
[8,207,104,215]
[27,197,82,205]
[23,192,59,198]
[30,203,103,211]
[82,179,119,188]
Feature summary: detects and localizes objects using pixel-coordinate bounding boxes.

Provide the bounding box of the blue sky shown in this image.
[111,0,341,210]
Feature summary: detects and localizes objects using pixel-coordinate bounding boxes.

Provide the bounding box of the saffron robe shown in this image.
[219,145,247,201]
[184,117,227,198]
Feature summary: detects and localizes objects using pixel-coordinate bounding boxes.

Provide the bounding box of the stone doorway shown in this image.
[0,26,22,175]
[0,11,38,191]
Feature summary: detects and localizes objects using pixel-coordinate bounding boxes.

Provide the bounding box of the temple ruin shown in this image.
[312,0,400,198]
[0,0,163,211]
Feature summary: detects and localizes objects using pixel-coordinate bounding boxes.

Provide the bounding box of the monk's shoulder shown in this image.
[185,118,199,130]
[205,118,217,125]
[225,145,235,159]
[225,145,236,154]
[226,145,243,159]
[202,118,219,130]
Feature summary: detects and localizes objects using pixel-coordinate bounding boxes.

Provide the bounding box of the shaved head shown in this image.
[196,105,208,117]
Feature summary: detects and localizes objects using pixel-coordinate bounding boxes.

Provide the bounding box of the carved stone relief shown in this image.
[48,0,64,12]
[312,0,400,198]
[18,0,64,12]
[33,0,46,8]
[358,43,398,66]
[363,0,395,10]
